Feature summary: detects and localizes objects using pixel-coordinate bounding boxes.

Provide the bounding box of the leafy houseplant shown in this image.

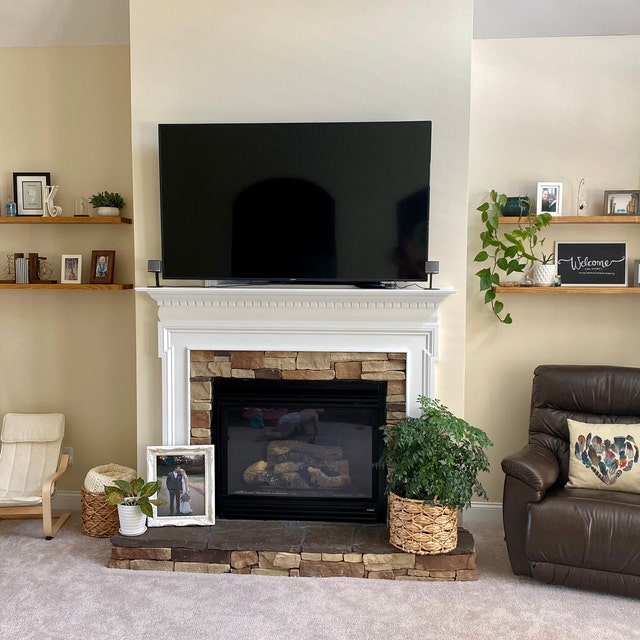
[474,190,552,324]
[89,191,125,210]
[377,396,492,554]
[105,477,166,535]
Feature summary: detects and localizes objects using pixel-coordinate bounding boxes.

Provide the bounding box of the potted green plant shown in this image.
[474,190,553,323]
[104,477,166,536]
[89,191,125,217]
[377,395,492,555]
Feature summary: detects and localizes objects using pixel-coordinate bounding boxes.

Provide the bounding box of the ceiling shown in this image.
[0,0,638,47]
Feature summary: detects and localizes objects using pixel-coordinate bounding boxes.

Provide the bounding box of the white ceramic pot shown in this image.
[117,503,147,536]
[96,206,120,217]
[532,263,556,287]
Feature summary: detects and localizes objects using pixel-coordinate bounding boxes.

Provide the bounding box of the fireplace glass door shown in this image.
[211,378,387,523]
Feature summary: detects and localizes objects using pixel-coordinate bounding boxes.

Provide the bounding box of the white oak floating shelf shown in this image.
[0,283,133,290]
[498,215,640,224]
[0,216,132,224]
[495,286,640,295]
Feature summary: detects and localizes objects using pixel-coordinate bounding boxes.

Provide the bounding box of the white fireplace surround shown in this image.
[140,286,455,446]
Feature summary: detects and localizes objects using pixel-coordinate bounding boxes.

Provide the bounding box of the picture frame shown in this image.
[89,250,116,284]
[60,254,82,284]
[536,182,563,216]
[603,190,639,216]
[556,241,627,286]
[146,445,215,527]
[13,172,51,216]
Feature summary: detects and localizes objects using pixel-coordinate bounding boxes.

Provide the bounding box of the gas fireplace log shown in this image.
[267,440,343,461]
[308,466,351,488]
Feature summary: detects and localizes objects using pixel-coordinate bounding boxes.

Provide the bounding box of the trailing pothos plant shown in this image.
[474,190,552,324]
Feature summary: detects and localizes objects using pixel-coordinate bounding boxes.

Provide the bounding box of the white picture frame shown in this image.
[146,445,215,527]
[536,182,563,216]
[60,254,82,284]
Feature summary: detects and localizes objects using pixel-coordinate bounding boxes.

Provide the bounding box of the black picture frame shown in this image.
[13,172,51,216]
[556,242,627,286]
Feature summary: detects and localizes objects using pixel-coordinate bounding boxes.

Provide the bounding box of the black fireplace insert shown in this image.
[211,378,388,523]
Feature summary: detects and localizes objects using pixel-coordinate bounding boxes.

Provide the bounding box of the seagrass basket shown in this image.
[80,464,136,538]
[80,486,119,537]
[388,491,458,555]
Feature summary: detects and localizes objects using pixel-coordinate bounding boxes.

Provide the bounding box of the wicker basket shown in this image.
[80,486,120,538]
[388,491,458,555]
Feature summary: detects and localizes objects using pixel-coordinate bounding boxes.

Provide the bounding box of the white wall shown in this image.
[466,36,640,501]
[129,0,474,472]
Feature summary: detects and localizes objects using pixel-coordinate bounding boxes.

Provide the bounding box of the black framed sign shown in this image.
[556,242,627,286]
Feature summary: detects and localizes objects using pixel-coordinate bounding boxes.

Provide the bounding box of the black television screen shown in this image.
[158,121,431,284]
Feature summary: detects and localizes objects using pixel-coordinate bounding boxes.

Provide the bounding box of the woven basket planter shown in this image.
[80,487,120,538]
[388,491,458,555]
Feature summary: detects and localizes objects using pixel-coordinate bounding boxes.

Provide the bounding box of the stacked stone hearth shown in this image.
[188,350,408,444]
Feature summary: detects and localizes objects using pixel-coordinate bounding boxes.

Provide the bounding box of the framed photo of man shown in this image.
[146,445,215,527]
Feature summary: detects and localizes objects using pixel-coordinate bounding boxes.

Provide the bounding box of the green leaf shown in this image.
[484,288,496,303]
[474,250,489,263]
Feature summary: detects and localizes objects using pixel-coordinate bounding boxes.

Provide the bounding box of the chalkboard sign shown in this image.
[556,242,627,286]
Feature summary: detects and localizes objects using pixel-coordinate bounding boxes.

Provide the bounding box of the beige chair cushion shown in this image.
[0,413,65,503]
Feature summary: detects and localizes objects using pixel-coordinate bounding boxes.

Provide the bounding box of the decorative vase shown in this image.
[532,263,556,287]
[387,492,458,555]
[96,206,120,217]
[117,503,147,536]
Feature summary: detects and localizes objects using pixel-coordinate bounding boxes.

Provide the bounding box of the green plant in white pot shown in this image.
[474,190,552,323]
[377,396,492,555]
[89,191,125,217]
[104,477,166,536]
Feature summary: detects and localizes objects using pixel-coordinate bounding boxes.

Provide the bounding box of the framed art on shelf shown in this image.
[604,190,639,215]
[536,182,562,216]
[60,254,82,284]
[89,250,115,284]
[146,445,215,527]
[13,172,51,216]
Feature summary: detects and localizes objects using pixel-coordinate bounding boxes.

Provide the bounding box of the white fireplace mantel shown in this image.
[139,286,455,445]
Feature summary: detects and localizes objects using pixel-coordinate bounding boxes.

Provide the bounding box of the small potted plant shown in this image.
[104,477,166,536]
[89,191,126,217]
[377,395,492,555]
[474,189,552,323]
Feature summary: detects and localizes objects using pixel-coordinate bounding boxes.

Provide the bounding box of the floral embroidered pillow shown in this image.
[566,419,640,493]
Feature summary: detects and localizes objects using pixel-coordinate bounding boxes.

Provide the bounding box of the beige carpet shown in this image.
[0,514,638,640]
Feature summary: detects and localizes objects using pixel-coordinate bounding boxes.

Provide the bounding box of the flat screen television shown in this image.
[158,121,431,285]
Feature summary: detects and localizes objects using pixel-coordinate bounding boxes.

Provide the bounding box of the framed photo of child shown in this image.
[89,250,115,284]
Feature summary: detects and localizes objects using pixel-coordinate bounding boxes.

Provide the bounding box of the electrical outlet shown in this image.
[62,446,73,466]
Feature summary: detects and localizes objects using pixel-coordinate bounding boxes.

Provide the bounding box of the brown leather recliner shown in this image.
[501,364,640,598]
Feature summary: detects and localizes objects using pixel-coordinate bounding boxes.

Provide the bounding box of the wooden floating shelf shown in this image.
[0,283,133,290]
[495,286,640,295]
[498,215,640,224]
[0,216,131,224]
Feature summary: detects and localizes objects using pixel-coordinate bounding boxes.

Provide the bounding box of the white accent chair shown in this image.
[0,413,71,539]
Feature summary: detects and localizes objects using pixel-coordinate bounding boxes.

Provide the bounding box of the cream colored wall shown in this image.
[0,46,136,490]
[129,0,474,473]
[466,36,640,502]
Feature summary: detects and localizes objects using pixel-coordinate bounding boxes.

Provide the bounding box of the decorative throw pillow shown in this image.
[566,419,640,493]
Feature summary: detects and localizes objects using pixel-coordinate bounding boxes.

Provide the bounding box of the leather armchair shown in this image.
[502,364,640,597]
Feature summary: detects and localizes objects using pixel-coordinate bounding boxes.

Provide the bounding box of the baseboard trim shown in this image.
[460,502,502,526]
[53,490,82,512]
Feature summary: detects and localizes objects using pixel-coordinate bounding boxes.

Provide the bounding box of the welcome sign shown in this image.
[556,242,627,286]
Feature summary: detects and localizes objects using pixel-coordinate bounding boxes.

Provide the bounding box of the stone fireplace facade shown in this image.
[189,350,407,444]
